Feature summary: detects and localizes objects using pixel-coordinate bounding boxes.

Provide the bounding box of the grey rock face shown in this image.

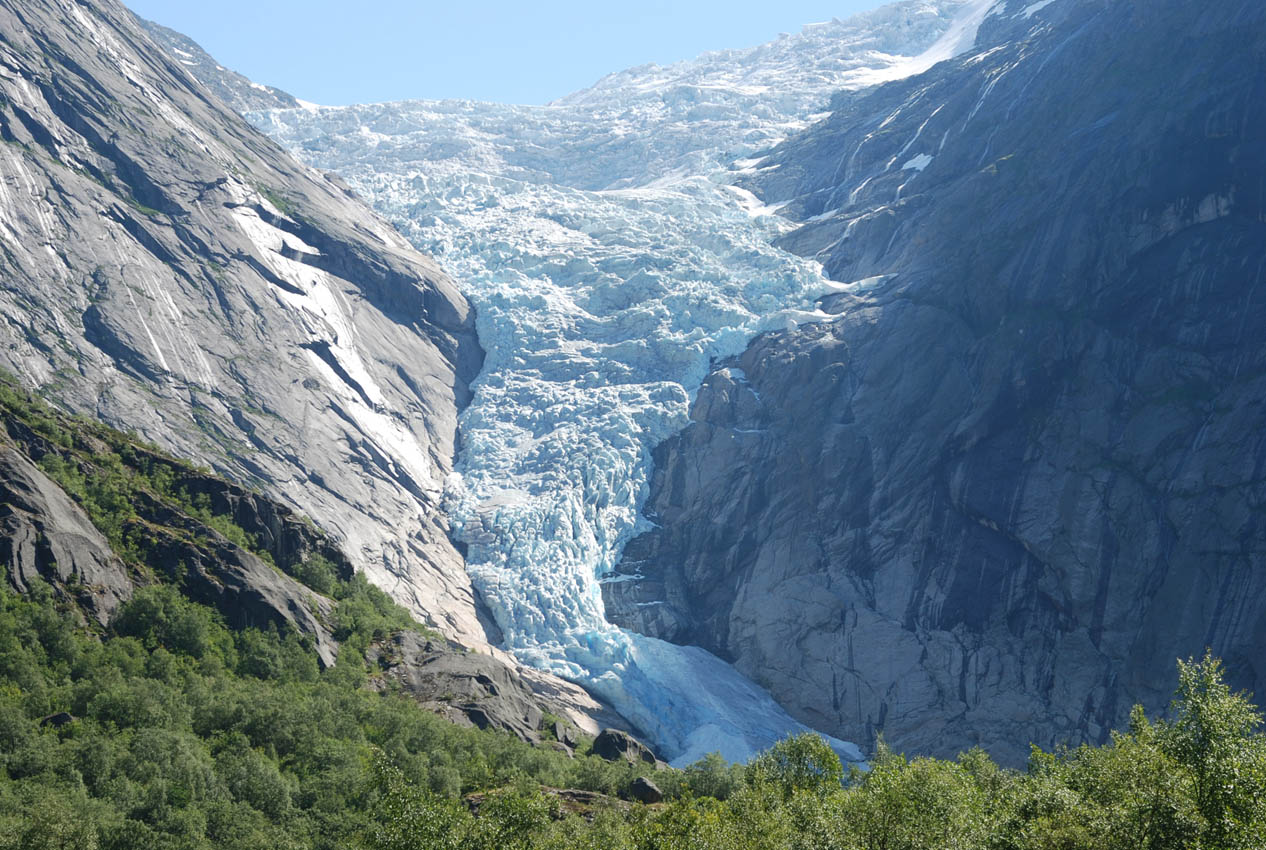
[0,444,131,623]
[165,457,356,580]
[605,0,1266,764]
[138,492,341,668]
[134,17,300,113]
[366,630,599,746]
[0,413,341,663]
[0,0,489,644]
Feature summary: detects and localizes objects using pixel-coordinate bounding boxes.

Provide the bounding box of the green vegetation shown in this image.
[0,373,264,568]
[6,591,1265,850]
[0,573,649,850]
[3,378,1266,847]
[256,185,297,217]
[125,196,165,217]
[361,657,1266,850]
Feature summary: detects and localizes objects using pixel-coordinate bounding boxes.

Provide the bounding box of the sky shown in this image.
[125,1,883,106]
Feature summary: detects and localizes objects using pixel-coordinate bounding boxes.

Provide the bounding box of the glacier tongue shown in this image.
[248,0,988,764]
[434,174,853,764]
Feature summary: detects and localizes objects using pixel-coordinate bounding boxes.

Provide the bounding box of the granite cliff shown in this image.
[604,0,1266,764]
[0,0,490,643]
[0,0,640,738]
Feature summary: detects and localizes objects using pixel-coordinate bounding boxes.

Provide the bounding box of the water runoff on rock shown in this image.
[249,0,996,765]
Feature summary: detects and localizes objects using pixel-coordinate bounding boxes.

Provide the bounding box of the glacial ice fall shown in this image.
[249,0,999,765]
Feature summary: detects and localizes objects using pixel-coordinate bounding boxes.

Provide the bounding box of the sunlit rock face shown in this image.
[0,0,487,645]
[243,0,991,763]
[603,0,1266,765]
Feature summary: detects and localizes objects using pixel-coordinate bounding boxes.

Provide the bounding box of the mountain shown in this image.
[135,16,301,112]
[19,0,1264,769]
[601,0,1266,764]
[0,0,631,739]
[211,0,1001,764]
[0,0,487,641]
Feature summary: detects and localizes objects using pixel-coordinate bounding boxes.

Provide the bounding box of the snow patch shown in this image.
[1022,0,1060,17]
[903,153,934,171]
[840,0,1003,89]
[726,184,790,218]
[805,207,842,222]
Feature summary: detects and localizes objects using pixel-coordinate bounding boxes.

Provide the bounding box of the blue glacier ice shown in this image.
[248,0,998,765]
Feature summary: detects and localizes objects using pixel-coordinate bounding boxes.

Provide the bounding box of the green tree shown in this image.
[1161,652,1266,849]
[747,733,844,799]
[365,755,469,850]
[833,741,987,850]
[112,585,233,663]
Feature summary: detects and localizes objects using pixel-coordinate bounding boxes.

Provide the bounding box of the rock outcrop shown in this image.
[605,0,1266,764]
[368,630,598,746]
[0,444,131,624]
[0,389,342,664]
[134,17,300,113]
[626,776,663,805]
[591,729,660,766]
[138,502,341,668]
[0,0,487,644]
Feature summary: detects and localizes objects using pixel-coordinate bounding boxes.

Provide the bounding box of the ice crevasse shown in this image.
[249,0,1001,765]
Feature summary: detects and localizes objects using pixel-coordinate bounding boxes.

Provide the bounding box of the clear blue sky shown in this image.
[125,1,883,106]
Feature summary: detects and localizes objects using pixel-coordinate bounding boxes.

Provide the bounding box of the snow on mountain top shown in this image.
[840,0,1004,87]
[556,0,981,107]
[255,0,988,194]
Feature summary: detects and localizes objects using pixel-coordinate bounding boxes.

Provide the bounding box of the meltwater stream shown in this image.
[251,0,995,763]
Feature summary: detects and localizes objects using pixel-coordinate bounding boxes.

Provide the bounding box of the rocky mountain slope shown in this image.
[0,372,616,748]
[0,0,491,645]
[602,0,1266,763]
[33,0,1265,768]
[136,16,301,112]
[215,0,1000,764]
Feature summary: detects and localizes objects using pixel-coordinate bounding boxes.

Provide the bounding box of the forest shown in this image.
[1,379,1265,849]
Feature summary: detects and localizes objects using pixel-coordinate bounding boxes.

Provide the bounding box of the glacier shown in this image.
[246,0,995,765]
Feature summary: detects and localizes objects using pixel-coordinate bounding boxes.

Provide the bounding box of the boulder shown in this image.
[627,776,663,805]
[553,719,579,749]
[39,712,75,729]
[547,741,574,758]
[591,729,658,765]
[368,630,612,747]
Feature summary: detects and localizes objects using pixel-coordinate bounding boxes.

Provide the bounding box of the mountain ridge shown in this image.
[12,0,1265,771]
[0,0,485,642]
[602,0,1266,764]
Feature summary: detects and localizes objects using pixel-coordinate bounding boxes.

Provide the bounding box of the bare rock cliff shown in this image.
[0,0,487,643]
[605,0,1266,764]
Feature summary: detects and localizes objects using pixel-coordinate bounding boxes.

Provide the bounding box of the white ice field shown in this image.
[248,0,1000,764]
